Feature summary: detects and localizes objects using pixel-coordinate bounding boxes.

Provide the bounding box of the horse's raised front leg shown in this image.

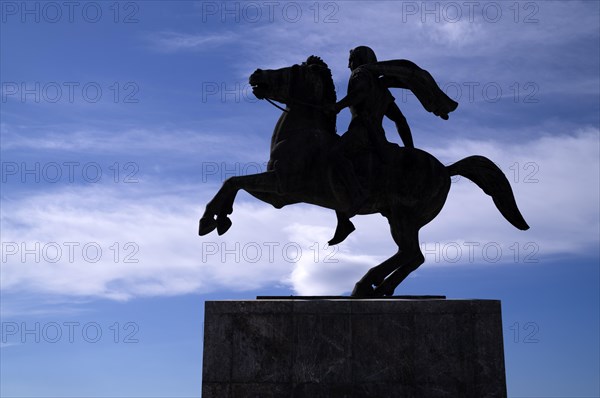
[199,171,280,236]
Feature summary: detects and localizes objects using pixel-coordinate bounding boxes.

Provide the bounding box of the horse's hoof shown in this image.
[351,281,376,298]
[374,283,395,297]
[199,217,217,236]
[216,216,233,236]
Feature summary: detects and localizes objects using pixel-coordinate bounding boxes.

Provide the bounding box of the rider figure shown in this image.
[328,46,415,245]
[337,46,414,151]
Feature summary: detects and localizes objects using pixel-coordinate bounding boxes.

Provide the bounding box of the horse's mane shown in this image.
[305,55,337,105]
[305,55,337,134]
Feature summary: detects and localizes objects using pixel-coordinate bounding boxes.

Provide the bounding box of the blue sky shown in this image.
[1,1,599,396]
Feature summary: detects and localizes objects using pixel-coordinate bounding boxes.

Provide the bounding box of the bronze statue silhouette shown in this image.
[199,52,529,298]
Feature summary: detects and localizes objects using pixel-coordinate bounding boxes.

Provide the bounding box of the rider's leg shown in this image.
[327,145,367,245]
[330,145,368,216]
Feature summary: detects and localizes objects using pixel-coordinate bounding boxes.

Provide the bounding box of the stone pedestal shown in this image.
[202,298,507,398]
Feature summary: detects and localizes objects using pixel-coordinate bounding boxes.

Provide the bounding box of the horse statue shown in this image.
[199,56,529,297]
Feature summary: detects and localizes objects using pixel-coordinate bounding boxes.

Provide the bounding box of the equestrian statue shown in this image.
[199,46,529,297]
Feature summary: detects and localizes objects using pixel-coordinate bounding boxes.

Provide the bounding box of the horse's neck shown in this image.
[272,108,331,144]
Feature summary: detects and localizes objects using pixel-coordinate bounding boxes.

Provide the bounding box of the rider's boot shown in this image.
[328,211,356,246]
[328,178,367,246]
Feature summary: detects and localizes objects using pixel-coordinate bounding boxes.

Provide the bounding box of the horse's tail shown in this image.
[447,155,530,230]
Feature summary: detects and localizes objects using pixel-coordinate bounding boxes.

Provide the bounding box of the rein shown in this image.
[265,97,324,113]
[265,98,288,112]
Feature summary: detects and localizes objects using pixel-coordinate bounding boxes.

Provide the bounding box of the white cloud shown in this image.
[0,124,268,161]
[147,31,238,52]
[1,131,598,301]
[427,127,599,253]
[286,128,600,294]
[205,1,600,104]
[424,20,483,47]
[1,185,303,301]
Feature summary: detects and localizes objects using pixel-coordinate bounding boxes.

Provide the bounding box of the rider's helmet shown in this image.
[349,46,378,70]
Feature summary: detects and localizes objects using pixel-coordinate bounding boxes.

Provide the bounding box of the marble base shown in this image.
[202,298,507,398]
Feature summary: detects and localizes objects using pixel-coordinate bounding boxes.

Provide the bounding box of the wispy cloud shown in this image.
[2,131,598,300]
[180,1,600,93]
[0,124,268,162]
[147,31,238,52]
[0,342,20,349]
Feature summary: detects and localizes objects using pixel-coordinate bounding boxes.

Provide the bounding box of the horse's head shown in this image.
[249,55,337,112]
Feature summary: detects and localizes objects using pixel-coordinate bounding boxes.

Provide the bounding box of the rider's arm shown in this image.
[385,101,414,148]
[334,69,370,113]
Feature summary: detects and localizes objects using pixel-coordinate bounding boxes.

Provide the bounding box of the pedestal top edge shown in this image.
[256,295,447,300]
[205,296,502,302]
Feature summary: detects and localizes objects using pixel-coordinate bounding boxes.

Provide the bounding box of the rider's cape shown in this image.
[365,60,458,119]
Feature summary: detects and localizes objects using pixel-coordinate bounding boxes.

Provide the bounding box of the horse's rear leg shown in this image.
[373,222,424,297]
[352,251,406,297]
[351,213,423,297]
